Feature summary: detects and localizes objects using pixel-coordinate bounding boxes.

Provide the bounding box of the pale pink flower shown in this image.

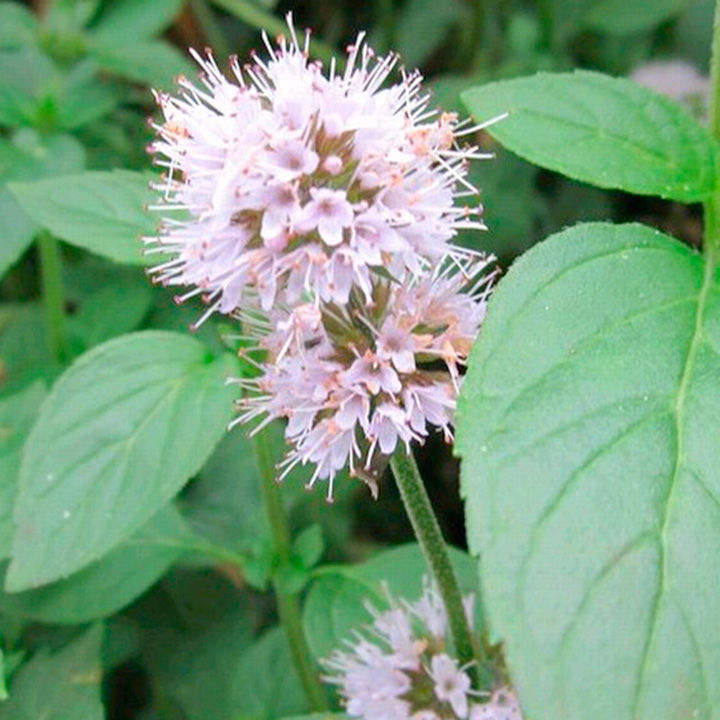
[323,578,485,720]
[145,16,499,321]
[232,256,493,500]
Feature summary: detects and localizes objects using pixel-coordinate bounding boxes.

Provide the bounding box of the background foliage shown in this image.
[0,0,716,718]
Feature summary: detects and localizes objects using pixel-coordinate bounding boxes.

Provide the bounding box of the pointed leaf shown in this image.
[7,331,237,590]
[457,222,720,720]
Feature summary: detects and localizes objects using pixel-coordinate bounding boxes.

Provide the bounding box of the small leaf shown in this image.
[0,505,189,623]
[457,222,720,720]
[88,0,184,44]
[395,0,460,68]
[0,625,104,719]
[88,40,194,89]
[462,71,719,202]
[7,331,237,590]
[0,381,47,559]
[303,543,479,659]
[0,3,38,50]
[9,170,155,265]
[292,524,324,569]
[584,0,685,35]
[0,130,85,277]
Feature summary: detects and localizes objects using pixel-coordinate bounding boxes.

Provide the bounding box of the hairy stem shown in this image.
[252,429,329,711]
[37,232,66,363]
[390,448,493,689]
[704,0,720,258]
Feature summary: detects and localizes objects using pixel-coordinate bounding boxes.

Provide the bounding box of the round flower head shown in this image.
[323,577,522,720]
[232,256,494,500]
[144,15,500,324]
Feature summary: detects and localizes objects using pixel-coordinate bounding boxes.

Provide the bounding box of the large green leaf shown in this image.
[0,505,191,623]
[0,130,85,277]
[0,625,104,719]
[9,170,155,265]
[462,71,718,202]
[6,331,238,591]
[303,543,480,659]
[456,222,720,720]
[0,381,46,559]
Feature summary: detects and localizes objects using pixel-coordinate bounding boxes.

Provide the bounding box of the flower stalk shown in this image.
[252,428,329,711]
[390,448,493,690]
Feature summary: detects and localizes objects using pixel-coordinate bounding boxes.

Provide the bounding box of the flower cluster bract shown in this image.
[147,17,497,498]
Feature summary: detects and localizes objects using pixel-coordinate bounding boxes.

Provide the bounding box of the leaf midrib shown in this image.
[631,250,717,718]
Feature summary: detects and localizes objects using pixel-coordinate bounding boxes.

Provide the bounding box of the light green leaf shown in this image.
[45,0,100,34]
[89,0,184,44]
[0,47,58,128]
[9,169,155,265]
[0,130,85,277]
[7,330,238,591]
[0,3,38,49]
[0,381,47,560]
[56,60,122,130]
[0,625,104,719]
[303,543,479,659]
[0,505,189,623]
[457,222,720,720]
[88,40,194,89]
[462,71,719,202]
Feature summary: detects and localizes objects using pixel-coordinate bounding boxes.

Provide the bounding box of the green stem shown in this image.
[37,232,66,363]
[189,0,230,58]
[252,430,329,711]
[709,0,720,141]
[390,448,493,689]
[208,0,337,65]
[704,0,720,256]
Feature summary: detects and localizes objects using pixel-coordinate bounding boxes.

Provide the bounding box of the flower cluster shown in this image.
[323,578,522,720]
[147,17,497,498]
[146,22,492,323]
[233,257,492,499]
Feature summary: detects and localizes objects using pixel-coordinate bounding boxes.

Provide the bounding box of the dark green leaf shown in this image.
[0,130,85,276]
[56,60,122,130]
[303,543,479,659]
[0,625,104,719]
[0,505,190,623]
[144,607,255,720]
[88,40,194,89]
[395,0,460,68]
[89,0,184,44]
[0,381,46,560]
[9,170,155,265]
[45,0,100,34]
[462,71,719,202]
[7,330,237,591]
[584,0,685,35]
[0,303,53,387]
[0,649,6,701]
[457,222,720,720]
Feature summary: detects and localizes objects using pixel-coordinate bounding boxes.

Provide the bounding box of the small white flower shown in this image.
[323,578,480,720]
[469,688,523,720]
[430,654,471,719]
